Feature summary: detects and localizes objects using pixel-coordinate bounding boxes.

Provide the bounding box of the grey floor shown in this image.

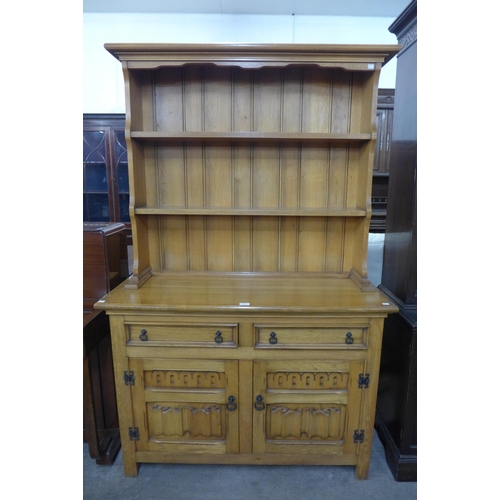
[83,431,417,500]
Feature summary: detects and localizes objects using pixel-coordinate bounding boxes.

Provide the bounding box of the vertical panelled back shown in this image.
[125,60,379,278]
[134,66,360,134]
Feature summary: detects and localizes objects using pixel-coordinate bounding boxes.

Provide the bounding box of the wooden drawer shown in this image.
[254,325,367,349]
[125,322,238,348]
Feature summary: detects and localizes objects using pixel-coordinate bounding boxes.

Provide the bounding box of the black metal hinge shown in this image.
[124,370,135,386]
[358,373,370,389]
[129,427,140,441]
[353,429,365,444]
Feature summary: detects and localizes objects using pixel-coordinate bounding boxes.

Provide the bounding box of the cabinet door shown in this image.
[253,360,365,457]
[129,358,239,455]
[83,128,111,222]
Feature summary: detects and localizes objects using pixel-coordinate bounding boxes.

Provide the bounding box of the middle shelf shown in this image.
[128,140,374,213]
[133,207,367,216]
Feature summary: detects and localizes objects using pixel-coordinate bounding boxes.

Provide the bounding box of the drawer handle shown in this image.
[214,331,223,344]
[269,332,278,344]
[345,332,354,344]
[254,395,265,411]
[139,329,148,341]
[226,395,237,411]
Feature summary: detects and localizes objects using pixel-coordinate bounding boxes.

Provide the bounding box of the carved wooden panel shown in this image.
[267,372,349,390]
[253,359,365,456]
[128,359,239,454]
[267,404,346,441]
[144,370,226,389]
[148,403,226,440]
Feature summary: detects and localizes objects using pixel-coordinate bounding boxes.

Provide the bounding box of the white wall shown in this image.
[83,13,399,113]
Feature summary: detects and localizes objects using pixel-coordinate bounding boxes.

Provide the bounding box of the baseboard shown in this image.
[375,410,417,482]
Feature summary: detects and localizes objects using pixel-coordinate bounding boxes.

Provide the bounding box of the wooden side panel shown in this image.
[355,319,384,479]
[126,69,154,132]
[108,316,138,476]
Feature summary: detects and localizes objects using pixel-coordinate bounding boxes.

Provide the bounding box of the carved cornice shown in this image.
[389,0,417,57]
[398,22,417,53]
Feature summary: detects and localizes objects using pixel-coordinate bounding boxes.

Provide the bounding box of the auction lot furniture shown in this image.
[84,222,127,464]
[95,43,399,479]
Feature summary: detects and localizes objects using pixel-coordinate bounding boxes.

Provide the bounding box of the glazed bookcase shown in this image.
[95,43,400,479]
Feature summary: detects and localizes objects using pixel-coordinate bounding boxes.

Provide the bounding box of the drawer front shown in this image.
[255,325,367,349]
[126,323,238,347]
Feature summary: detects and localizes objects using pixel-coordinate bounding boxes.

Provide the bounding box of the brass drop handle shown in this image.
[226,395,237,411]
[269,332,278,344]
[214,330,223,344]
[254,395,265,411]
[140,329,148,341]
[345,332,354,344]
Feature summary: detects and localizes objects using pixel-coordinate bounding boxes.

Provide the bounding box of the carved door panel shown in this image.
[129,358,239,455]
[252,360,365,456]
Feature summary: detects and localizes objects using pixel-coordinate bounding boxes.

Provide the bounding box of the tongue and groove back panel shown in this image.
[124,63,377,279]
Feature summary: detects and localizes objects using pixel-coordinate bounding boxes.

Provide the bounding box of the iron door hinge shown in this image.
[124,370,135,386]
[129,427,140,441]
[353,429,365,444]
[358,373,370,389]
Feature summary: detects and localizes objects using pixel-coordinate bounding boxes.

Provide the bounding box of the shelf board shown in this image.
[129,131,372,143]
[134,207,367,217]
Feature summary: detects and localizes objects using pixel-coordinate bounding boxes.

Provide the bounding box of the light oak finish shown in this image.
[96,43,400,479]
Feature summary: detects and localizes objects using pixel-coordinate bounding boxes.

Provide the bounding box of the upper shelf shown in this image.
[105,43,401,70]
[129,131,372,143]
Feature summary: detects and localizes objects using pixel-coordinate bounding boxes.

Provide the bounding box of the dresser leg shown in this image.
[122,449,139,477]
[354,437,373,480]
[354,462,370,480]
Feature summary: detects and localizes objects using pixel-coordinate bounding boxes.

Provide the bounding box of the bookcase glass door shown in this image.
[83,115,129,225]
[83,129,110,222]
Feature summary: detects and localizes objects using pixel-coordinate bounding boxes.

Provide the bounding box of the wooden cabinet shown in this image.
[83,222,129,464]
[83,115,132,243]
[376,0,417,482]
[95,43,400,479]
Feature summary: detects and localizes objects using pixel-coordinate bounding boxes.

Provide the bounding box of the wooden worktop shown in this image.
[94,273,398,316]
